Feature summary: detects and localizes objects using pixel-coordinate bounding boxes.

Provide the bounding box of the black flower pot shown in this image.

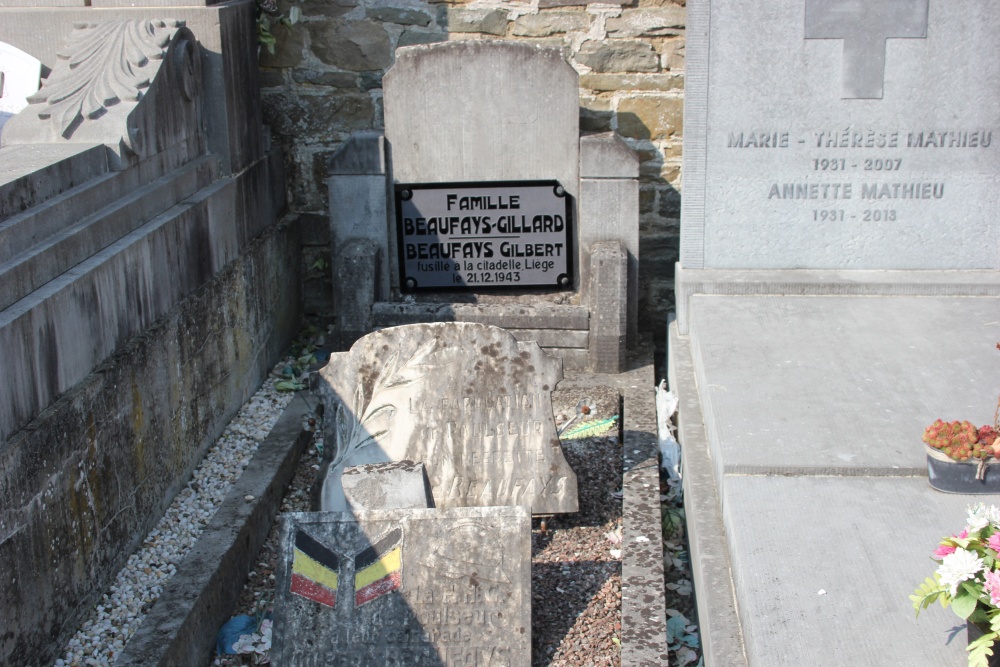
[967,621,1000,667]
[927,445,1000,494]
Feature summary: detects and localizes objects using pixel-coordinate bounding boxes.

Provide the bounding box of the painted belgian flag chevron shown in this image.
[354,527,403,607]
[290,530,340,608]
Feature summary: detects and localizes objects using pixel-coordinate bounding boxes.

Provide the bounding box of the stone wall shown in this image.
[259,0,685,337]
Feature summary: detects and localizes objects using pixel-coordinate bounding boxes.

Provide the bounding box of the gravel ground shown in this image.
[54,379,293,667]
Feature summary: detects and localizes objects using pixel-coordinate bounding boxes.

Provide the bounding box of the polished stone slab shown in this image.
[688,294,1000,475]
[681,0,1000,271]
[723,475,971,666]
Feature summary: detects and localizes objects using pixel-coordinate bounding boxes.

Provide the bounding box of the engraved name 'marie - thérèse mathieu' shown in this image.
[720,127,994,223]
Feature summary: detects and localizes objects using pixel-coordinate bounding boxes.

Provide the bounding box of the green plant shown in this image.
[256,0,299,55]
[911,504,1000,667]
[272,326,323,392]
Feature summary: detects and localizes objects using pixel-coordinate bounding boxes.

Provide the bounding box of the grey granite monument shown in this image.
[679,0,998,297]
[671,2,1000,666]
[314,322,578,515]
[272,506,531,667]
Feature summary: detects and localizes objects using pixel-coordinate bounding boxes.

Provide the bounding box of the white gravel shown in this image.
[54,378,294,667]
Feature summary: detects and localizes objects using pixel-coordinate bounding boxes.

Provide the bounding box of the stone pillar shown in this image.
[578,132,640,347]
[333,238,380,351]
[327,131,390,349]
[588,241,628,373]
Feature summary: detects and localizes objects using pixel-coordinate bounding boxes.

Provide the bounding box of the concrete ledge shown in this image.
[620,366,670,667]
[674,265,1000,334]
[372,301,590,330]
[0,151,279,442]
[0,215,300,665]
[668,322,747,667]
[0,143,107,220]
[117,394,318,667]
[0,156,217,310]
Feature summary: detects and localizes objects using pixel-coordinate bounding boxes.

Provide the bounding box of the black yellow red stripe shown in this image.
[354,528,403,606]
[290,530,339,607]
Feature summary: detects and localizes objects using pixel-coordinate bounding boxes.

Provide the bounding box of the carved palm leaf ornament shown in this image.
[332,339,449,467]
[27,20,179,139]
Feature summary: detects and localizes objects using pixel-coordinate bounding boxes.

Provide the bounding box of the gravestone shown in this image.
[272,506,531,667]
[672,2,1000,665]
[328,42,639,372]
[679,0,998,289]
[314,322,578,514]
[0,42,40,140]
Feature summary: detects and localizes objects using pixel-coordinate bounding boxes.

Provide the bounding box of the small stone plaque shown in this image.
[315,322,578,514]
[342,461,434,510]
[272,506,531,667]
[395,181,573,290]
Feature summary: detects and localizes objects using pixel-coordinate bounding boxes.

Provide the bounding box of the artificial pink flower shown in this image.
[936,530,971,558]
[984,569,1000,607]
[989,533,1000,554]
[935,544,958,558]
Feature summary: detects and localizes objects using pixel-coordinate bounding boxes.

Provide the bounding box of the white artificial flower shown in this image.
[966,503,1000,532]
[937,548,985,597]
[234,633,259,655]
[986,505,1000,528]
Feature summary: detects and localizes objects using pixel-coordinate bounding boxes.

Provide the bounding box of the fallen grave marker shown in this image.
[272,506,531,667]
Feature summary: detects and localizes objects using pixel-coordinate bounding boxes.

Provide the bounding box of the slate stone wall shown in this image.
[259,0,685,336]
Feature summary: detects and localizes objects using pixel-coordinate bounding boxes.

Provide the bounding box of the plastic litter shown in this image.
[656,379,681,480]
[216,615,258,655]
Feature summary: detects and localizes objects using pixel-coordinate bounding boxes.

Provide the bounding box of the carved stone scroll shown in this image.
[1,20,203,169]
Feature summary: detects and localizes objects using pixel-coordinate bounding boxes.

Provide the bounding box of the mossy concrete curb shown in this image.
[558,359,670,666]
[116,393,319,667]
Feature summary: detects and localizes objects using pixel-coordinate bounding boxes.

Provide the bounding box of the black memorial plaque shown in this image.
[395,181,573,290]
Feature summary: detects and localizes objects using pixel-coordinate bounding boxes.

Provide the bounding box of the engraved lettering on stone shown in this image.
[804,0,929,99]
[420,521,510,583]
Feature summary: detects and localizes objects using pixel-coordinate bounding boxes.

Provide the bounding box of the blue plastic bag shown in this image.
[216,615,257,655]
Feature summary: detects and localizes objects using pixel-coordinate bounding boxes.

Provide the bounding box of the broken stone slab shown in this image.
[342,460,434,510]
[314,322,578,514]
[272,506,531,666]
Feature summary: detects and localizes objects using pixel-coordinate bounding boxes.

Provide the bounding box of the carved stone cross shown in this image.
[805,0,929,99]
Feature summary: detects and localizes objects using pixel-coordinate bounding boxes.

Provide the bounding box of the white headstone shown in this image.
[0,42,41,141]
[681,0,1000,270]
